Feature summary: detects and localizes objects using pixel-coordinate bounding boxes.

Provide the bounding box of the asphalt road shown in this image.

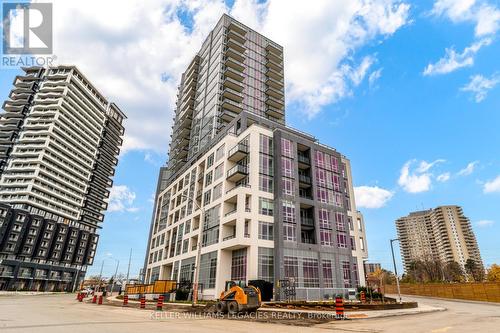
[0,293,499,333]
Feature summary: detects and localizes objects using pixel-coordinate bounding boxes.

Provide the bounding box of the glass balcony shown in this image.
[265,95,284,109]
[228,143,249,162]
[226,164,248,182]
[221,98,243,113]
[224,76,244,92]
[222,88,244,103]
[224,66,245,82]
[266,105,284,119]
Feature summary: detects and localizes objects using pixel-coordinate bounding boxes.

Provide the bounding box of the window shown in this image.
[282,177,294,196]
[322,260,334,288]
[337,232,348,248]
[283,223,296,241]
[212,183,222,200]
[360,237,365,251]
[342,261,351,288]
[281,157,293,177]
[335,212,345,231]
[284,256,298,279]
[202,205,220,247]
[357,218,363,231]
[207,153,214,168]
[346,237,354,250]
[320,229,333,246]
[317,188,328,203]
[214,163,223,180]
[302,258,319,287]
[315,151,325,168]
[258,247,274,282]
[259,134,273,155]
[258,221,274,240]
[259,175,273,193]
[259,198,274,216]
[203,190,211,205]
[199,251,217,288]
[231,248,247,281]
[281,138,292,157]
[259,155,273,175]
[282,200,295,223]
[205,171,213,186]
[318,209,331,229]
[216,144,225,161]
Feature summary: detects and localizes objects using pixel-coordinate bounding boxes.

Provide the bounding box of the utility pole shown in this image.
[110,259,119,296]
[125,248,132,291]
[98,259,105,292]
[390,238,402,303]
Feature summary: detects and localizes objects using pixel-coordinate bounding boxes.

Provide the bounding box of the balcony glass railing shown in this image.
[299,174,311,184]
[226,164,248,178]
[228,143,249,157]
[301,217,314,225]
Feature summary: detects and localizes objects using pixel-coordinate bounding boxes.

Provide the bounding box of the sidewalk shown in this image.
[0,291,60,296]
[258,302,445,319]
[388,293,500,306]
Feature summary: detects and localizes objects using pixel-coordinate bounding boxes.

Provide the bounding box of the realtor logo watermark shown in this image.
[2,2,55,68]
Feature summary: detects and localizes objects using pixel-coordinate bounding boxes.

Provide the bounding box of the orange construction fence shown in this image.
[125,280,177,295]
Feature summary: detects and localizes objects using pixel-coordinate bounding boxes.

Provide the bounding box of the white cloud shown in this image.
[398,159,445,193]
[476,219,494,227]
[354,186,394,209]
[437,172,451,182]
[231,0,410,118]
[423,38,491,76]
[368,68,383,88]
[431,0,500,37]
[484,175,500,193]
[461,74,500,102]
[46,0,410,153]
[107,185,138,212]
[457,161,479,176]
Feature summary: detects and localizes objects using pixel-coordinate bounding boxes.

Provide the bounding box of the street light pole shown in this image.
[181,194,204,306]
[125,248,132,291]
[98,259,105,292]
[110,259,120,296]
[390,238,402,303]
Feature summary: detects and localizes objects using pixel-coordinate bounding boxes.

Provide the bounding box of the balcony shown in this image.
[228,21,247,36]
[226,37,246,54]
[225,56,245,72]
[299,174,311,185]
[301,217,314,226]
[265,95,284,109]
[266,67,283,80]
[222,88,244,103]
[266,105,284,119]
[221,98,243,113]
[227,28,246,44]
[298,154,310,165]
[224,76,244,92]
[265,85,284,99]
[226,164,248,182]
[225,46,245,63]
[228,143,249,162]
[224,66,245,82]
[221,108,239,122]
[266,57,282,72]
[223,234,236,241]
[266,44,283,62]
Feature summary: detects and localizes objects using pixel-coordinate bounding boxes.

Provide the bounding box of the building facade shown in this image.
[396,205,483,273]
[145,112,368,300]
[0,66,125,291]
[167,14,284,176]
[364,263,382,275]
[144,15,368,300]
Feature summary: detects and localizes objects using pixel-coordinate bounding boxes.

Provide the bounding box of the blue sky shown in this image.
[1,0,499,278]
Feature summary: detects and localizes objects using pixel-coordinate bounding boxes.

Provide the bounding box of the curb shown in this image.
[395,294,500,307]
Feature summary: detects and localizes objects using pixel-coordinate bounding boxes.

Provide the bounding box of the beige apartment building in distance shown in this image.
[396,205,483,272]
